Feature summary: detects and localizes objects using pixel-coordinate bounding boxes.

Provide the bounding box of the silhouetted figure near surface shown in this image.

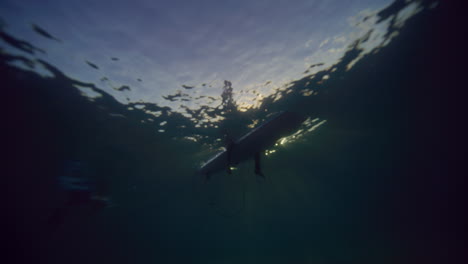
[199,111,306,178]
[46,160,111,233]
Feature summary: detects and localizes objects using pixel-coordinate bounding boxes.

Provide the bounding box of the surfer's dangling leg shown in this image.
[254,152,264,177]
[205,173,211,182]
[226,140,233,174]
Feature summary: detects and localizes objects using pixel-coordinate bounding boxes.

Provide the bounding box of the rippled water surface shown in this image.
[2,0,449,263]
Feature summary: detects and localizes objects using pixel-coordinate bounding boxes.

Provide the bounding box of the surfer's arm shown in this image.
[254,152,264,177]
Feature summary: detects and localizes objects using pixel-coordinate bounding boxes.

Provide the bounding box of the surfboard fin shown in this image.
[254,152,264,177]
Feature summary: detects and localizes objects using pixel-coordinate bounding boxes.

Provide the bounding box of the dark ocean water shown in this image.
[2,1,464,264]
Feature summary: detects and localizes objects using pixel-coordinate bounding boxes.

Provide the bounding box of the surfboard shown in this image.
[198,111,306,177]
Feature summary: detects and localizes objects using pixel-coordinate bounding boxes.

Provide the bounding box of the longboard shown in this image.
[199,111,306,178]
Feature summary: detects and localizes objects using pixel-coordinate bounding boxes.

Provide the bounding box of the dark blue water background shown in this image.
[3,1,462,263]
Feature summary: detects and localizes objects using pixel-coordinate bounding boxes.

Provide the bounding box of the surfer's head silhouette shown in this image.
[221,80,235,111]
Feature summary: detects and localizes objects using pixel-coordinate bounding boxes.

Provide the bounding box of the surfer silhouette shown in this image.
[206,80,304,179]
[200,111,306,179]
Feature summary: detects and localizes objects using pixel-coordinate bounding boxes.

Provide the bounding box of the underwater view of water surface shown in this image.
[3,0,461,263]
